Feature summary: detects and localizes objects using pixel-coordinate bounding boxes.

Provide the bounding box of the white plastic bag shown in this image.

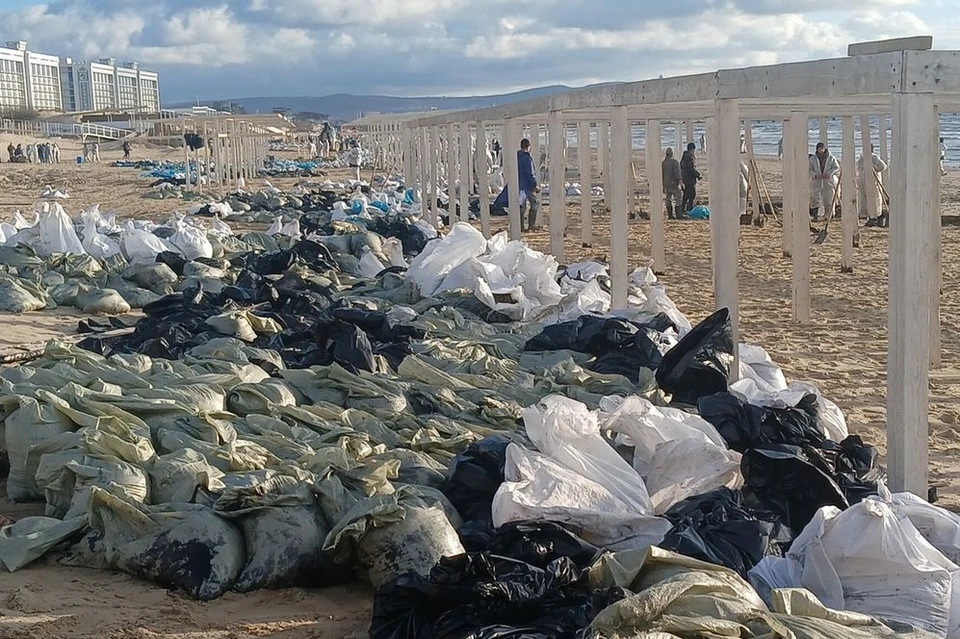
[405,222,487,296]
[121,223,178,264]
[492,443,670,549]
[358,248,387,278]
[785,501,960,638]
[523,395,653,514]
[81,211,121,260]
[37,202,85,256]
[738,343,788,393]
[598,395,726,477]
[876,484,960,564]
[383,238,407,268]
[636,284,692,335]
[170,221,214,260]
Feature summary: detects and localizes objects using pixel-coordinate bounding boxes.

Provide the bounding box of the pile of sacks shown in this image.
[0,183,958,639]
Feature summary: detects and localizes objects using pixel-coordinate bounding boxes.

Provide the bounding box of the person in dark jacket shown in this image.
[662,148,682,219]
[680,142,701,214]
[518,138,540,231]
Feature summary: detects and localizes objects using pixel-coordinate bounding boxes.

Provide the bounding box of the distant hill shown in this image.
[167,86,576,123]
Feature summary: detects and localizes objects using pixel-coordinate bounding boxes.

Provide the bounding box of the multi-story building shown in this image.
[0,40,62,112]
[0,40,161,114]
[60,58,161,113]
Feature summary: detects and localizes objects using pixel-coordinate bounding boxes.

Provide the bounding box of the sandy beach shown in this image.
[1,133,960,638]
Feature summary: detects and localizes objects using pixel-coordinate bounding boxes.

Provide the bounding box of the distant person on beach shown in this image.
[6,142,13,162]
[778,137,783,160]
[518,137,540,231]
[26,143,36,164]
[51,142,60,163]
[346,141,361,181]
[858,143,888,226]
[808,142,839,221]
[122,141,132,160]
[680,142,700,214]
[740,131,747,154]
[662,147,682,219]
[492,138,502,165]
[699,133,705,153]
[941,137,948,176]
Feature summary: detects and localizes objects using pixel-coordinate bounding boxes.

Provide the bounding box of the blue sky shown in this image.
[0,0,956,102]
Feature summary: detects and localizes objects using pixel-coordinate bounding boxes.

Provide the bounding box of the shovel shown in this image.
[814,171,842,245]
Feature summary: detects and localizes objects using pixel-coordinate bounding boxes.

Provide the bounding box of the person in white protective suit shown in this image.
[857,143,888,226]
[808,142,839,221]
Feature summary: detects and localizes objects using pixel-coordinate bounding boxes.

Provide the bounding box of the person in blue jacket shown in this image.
[518,138,541,231]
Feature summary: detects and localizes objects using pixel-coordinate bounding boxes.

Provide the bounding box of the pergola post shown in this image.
[610,106,630,308]
[840,115,857,273]
[743,121,760,220]
[577,121,593,247]
[685,120,695,149]
[459,122,471,226]
[781,118,792,257]
[931,111,942,369]
[504,118,522,239]
[646,119,665,273]
[548,111,566,260]
[860,114,880,223]
[818,117,828,144]
[705,115,718,286]
[879,114,888,163]
[402,127,414,186]
[714,98,741,378]
[599,121,612,208]
[477,121,491,238]
[446,123,459,223]
[887,91,936,496]
[788,112,811,323]
[426,127,439,227]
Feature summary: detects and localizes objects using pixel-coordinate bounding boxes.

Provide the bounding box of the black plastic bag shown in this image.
[370,554,626,639]
[740,446,849,533]
[655,307,733,405]
[443,435,515,525]
[659,488,790,577]
[156,251,187,276]
[697,392,824,453]
[473,521,602,569]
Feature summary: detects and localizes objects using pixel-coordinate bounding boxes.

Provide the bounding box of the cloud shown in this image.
[0,0,950,102]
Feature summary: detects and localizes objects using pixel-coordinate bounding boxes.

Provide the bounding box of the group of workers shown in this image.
[5,141,62,164]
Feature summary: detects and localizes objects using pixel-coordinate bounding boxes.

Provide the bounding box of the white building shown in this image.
[61,57,160,113]
[0,40,63,112]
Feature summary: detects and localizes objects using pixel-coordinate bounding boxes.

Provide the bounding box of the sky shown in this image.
[0,0,957,102]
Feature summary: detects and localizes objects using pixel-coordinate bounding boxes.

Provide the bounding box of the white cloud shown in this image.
[0,0,950,100]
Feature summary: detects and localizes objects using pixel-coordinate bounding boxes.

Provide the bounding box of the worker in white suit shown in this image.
[857,143,888,226]
[808,142,839,221]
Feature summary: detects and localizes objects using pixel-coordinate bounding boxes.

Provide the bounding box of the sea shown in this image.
[553,115,960,168]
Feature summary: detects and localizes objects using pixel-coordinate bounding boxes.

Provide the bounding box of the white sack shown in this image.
[170,222,214,260]
[37,202,85,256]
[492,443,670,549]
[405,222,487,296]
[729,377,849,442]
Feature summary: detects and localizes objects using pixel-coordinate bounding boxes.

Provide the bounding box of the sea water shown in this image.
[553,115,960,168]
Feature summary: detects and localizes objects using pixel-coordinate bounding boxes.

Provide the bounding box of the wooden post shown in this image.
[402,127,414,186]
[686,120,695,150]
[788,113,811,323]
[426,127,439,227]
[446,123,458,224]
[477,121,491,238]
[599,121,612,208]
[504,119,522,239]
[879,114,888,163]
[182,118,191,188]
[610,106,629,308]
[459,123,471,227]
[840,115,857,273]
[782,119,793,257]
[744,121,760,219]
[201,122,210,194]
[647,119,665,273]
[860,114,880,222]
[548,111,566,261]
[931,110,942,369]
[888,91,935,496]
[714,99,741,378]
[213,117,224,197]
[819,117,828,144]
[578,121,593,247]
[705,116,718,279]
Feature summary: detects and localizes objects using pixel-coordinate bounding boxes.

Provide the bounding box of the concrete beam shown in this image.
[848,36,933,56]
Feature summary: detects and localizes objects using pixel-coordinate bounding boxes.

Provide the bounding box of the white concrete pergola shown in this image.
[350,36,954,497]
[178,117,272,196]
